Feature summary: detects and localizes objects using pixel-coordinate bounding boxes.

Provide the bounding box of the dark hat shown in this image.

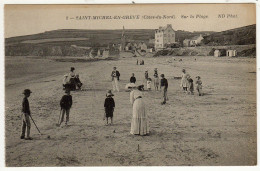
[113,67,117,69]
[71,67,75,71]
[182,69,186,72]
[160,74,164,77]
[137,85,144,91]
[106,90,114,97]
[196,76,201,79]
[23,89,32,94]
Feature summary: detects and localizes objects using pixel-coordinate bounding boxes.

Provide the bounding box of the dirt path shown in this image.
[5,56,256,166]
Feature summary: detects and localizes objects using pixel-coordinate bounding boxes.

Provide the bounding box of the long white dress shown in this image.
[130,90,149,135]
[180,73,190,88]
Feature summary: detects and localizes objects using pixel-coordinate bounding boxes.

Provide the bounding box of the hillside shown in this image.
[5,29,155,47]
[5,24,256,57]
[202,24,256,46]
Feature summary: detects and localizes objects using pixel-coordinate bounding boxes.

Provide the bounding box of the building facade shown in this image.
[183,34,204,47]
[155,24,175,50]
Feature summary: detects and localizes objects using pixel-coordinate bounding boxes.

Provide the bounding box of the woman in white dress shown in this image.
[130,85,149,135]
[180,69,190,92]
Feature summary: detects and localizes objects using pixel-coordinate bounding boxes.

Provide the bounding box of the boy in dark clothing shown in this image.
[130,73,136,84]
[188,78,194,95]
[59,90,73,126]
[104,90,115,125]
[145,71,149,80]
[21,89,33,140]
[160,74,168,105]
[75,74,83,90]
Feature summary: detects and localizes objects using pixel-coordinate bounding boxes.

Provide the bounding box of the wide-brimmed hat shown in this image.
[23,89,32,94]
[64,74,68,77]
[137,85,144,91]
[128,83,136,88]
[106,90,114,97]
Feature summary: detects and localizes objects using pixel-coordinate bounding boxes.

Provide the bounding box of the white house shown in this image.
[183,34,204,47]
[155,24,175,50]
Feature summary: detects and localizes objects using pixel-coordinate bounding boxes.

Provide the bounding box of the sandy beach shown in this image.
[5,55,256,166]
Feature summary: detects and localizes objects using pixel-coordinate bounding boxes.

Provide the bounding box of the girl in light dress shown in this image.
[147,78,152,91]
[180,69,190,92]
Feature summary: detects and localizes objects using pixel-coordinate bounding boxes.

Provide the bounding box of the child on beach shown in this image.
[63,74,70,90]
[188,77,194,95]
[59,89,73,126]
[104,90,115,125]
[145,71,149,80]
[154,68,159,91]
[160,74,168,105]
[75,74,83,90]
[196,76,202,96]
[147,78,152,91]
[21,89,33,140]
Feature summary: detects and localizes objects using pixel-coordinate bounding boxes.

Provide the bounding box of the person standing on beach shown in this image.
[147,78,152,91]
[104,90,115,125]
[154,68,160,91]
[180,69,189,92]
[68,67,76,91]
[20,89,33,140]
[59,89,73,126]
[130,85,149,136]
[130,73,136,84]
[63,74,70,90]
[145,70,149,80]
[160,74,168,105]
[196,76,203,96]
[188,77,194,95]
[111,67,120,92]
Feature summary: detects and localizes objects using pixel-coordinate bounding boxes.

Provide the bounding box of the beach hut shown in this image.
[226,50,237,57]
[214,50,220,57]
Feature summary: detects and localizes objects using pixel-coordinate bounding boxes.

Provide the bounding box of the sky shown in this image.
[4,4,256,38]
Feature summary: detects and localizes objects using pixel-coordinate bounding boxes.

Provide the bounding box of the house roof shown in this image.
[156,24,174,32]
[190,35,203,40]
